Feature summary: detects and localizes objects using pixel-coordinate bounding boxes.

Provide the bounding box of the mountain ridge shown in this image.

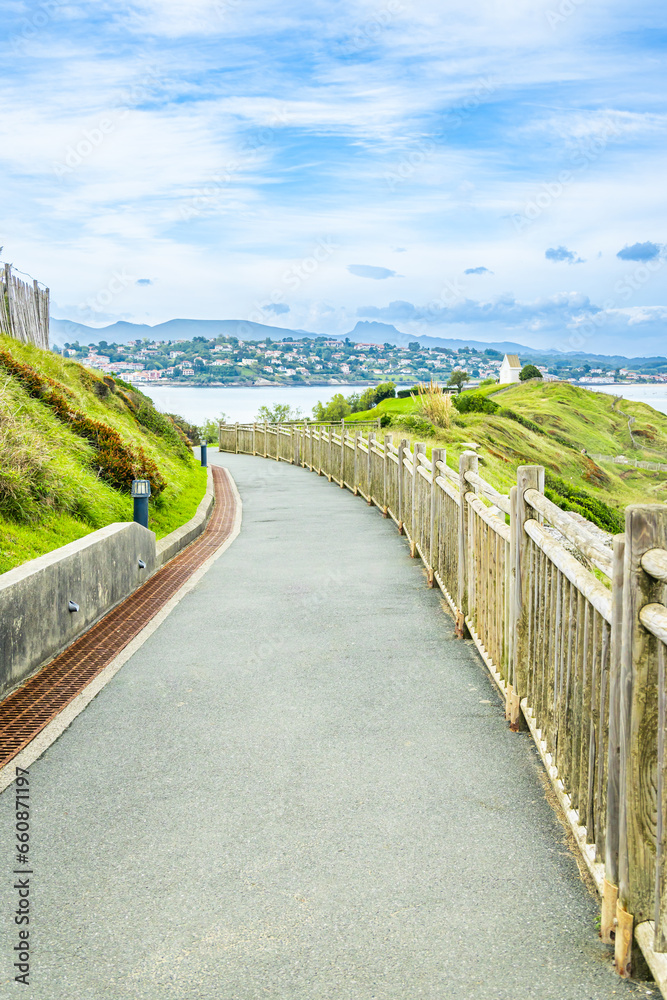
[49,317,666,366]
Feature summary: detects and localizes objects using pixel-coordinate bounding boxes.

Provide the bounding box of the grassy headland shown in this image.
[0,336,207,574]
[345,379,667,530]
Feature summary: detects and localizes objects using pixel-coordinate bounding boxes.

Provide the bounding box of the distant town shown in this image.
[53,335,667,387]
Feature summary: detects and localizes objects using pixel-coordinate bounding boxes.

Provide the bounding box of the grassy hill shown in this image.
[0,336,207,574]
[345,380,667,530]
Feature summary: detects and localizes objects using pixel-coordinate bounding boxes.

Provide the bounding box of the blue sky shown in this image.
[1,0,666,355]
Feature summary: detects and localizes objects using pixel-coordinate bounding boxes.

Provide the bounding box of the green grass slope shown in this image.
[0,336,207,574]
[345,380,667,529]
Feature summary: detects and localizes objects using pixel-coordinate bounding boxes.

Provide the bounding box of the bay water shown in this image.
[146,384,407,424]
[145,382,667,426]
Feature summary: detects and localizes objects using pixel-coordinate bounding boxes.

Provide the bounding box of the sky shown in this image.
[1,0,666,356]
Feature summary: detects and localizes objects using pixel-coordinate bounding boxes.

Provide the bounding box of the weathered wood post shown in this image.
[601,535,625,943]
[383,434,392,517]
[353,430,359,495]
[411,443,426,557]
[235,422,239,455]
[327,426,333,483]
[456,452,478,636]
[263,421,268,458]
[616,505,667,976]
[252,422,257,456]
[507,466,544,728]
[340,420,345,487]
[397,439,408,534]
[429,449,445,588]
[368,432,375,505]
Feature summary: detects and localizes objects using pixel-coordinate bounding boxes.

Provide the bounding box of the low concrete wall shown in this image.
[156,467,214,567]
[0,465,216,699]
[0,523,156,699]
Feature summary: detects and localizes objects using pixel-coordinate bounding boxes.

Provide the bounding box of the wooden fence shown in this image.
[220,420,667,990]
[0,264,50,350]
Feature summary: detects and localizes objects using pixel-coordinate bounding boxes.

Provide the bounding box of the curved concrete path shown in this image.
[0,454,659,999]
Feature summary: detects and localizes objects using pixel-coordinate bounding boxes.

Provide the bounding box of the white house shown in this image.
[499,354,521,383]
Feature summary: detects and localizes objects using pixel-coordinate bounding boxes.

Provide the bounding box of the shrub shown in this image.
[312,395,350,421]
[544,474,623,532]
[0,349,167,496]
[401,415,435,436]
[355,381,396,411]
[397,385,420,399]
[520,364,542,381]
[136,402,191,458]
[452,392,499,414]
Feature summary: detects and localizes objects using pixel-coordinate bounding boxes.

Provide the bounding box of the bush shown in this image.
[198,416,227,444]
[452,392,499,414]
[401,415,435,436]
[520,364,542,381]
[545,474,623,532]
[256,403,304,423]
[0,349,167,497]
[397,385,420,399]
[313,382,395,420]
[312,394,351,421]
[355,381,395,411]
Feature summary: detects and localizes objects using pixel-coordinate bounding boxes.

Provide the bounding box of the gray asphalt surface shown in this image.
[0,453,659,999]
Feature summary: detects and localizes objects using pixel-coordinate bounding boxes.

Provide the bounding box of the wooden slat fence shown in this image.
[220,421,667,992]
[0,264,50,350]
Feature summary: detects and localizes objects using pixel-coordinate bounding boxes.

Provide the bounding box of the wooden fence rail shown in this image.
[0,264,50,350]
[220,420,667,992]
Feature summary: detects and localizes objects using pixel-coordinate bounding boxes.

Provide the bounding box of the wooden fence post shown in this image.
[383,434,392,517]
[235,422,239,455]
[617,504,667,976]
[327,427,333,482]
[263,422,268,458]
[411,443,425,557]
[508,465,544,728]
[353,431,359,495]
[397,439,408,534]
[252,422,256,456]
[601,535,625,943]
[368,432,375,505]
[340,420,345,487]
[456,451,478,635]
[429,449,445,588]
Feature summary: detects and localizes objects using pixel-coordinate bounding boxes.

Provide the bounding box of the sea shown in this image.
[588,383,667,416]
[145,384,408,424]
[144,382,667,425]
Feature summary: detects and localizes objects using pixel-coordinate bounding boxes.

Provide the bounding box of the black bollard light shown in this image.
[131,479,151,528]
[200,441,208,467]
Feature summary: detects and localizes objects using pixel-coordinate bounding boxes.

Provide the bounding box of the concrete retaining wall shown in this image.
[0,523,156,699]
[0,466,215,699]
[156,468,215,568]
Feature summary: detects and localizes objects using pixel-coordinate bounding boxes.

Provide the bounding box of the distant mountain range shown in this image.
[49,317,666,366]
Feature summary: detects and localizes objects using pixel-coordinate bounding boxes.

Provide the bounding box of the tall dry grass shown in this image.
[413,380,453,429]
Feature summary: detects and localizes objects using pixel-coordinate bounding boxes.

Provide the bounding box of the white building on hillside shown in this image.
[499,354,521,383]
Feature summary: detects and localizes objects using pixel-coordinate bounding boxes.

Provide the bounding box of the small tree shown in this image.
[255,403,303,423]
[519,364,542,381]
[312,394,351,421]
[408,341,420,351]
[447,369,470,393]
[198,413,227,443]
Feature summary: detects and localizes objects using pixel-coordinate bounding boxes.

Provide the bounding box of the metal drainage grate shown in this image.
[0,466,237,769]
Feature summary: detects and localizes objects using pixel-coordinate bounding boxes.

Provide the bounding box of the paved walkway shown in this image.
[0,454,659,999]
